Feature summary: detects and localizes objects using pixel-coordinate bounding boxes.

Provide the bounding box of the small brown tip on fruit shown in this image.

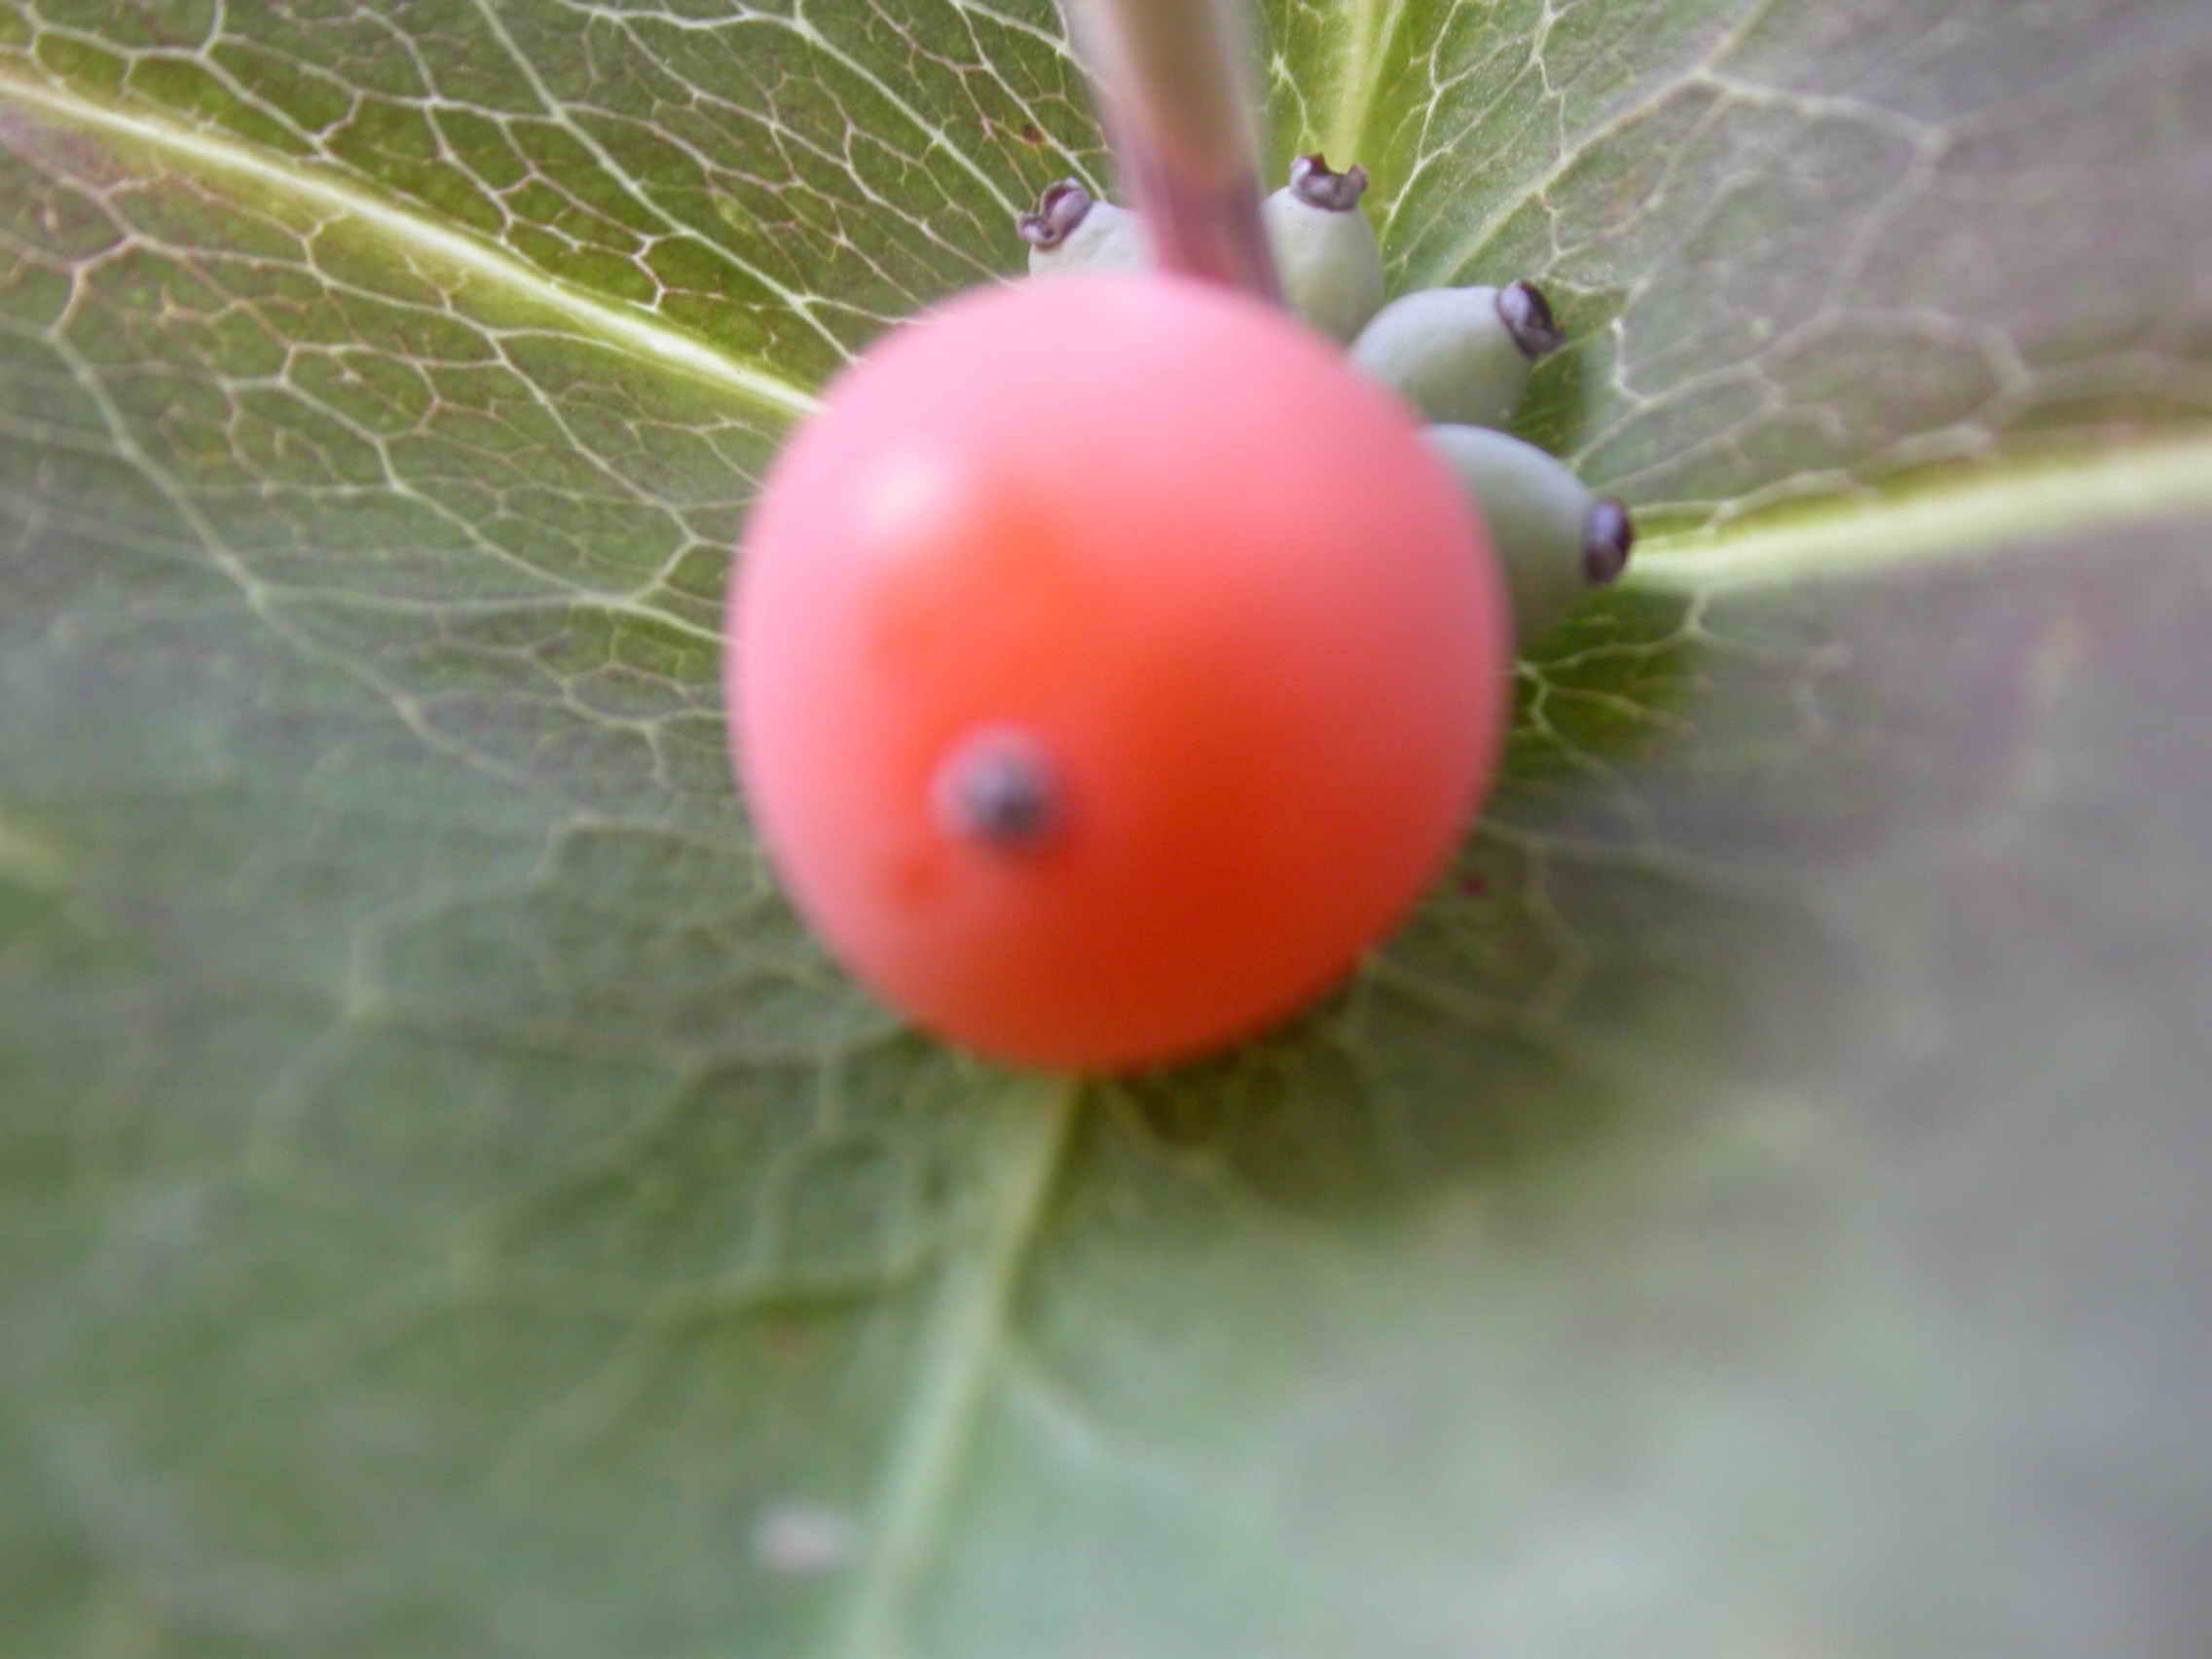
[1287,154,1370,212]
[1017,180,1097,249]
[1496,279,1566,360]
[1582,498,1635,585]
[934,728,1062,852]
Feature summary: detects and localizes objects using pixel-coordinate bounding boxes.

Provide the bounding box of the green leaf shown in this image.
[3,3,2207,1654]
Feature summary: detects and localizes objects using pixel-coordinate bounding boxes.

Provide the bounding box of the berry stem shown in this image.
[1061,0,1281,301]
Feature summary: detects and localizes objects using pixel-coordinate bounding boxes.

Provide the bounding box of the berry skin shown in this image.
[1348,279,1565,429]
[1422,424,1635,649]
[1262,155,1386,343]
[729,275,1511,1072]
[1019,179,1149,276]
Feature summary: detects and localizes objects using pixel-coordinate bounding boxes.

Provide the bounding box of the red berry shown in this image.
[728,274,1509,1070]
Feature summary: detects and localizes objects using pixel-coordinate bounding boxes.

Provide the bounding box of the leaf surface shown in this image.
[3,3,2208,1653]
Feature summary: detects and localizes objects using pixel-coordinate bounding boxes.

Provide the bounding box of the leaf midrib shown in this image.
[1631,434,2212,591]
[1324,0,1415,166]
[838,1075,1079,1655]
[0,74,820,422]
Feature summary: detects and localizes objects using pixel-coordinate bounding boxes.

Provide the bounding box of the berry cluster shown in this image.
[1021,159,1634,645]
[725,159,1635,1071]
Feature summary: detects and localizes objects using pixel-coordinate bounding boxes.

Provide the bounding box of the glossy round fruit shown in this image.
[1019,179,1149,276]
[1423,424,1635,648]
[1349,280,1565,429]
[1262,154,1386,343]
[729,274,1510,1071]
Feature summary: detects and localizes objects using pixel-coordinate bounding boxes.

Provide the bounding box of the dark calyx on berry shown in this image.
[1287,154,1370,213]
[1582,498,1636,586]
[935,728,1062,851]
[1017,179,1097,249]
[1495,279,1567,361]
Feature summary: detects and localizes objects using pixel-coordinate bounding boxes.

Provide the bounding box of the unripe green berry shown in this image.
[1349,279,1566,428]
[1019,179,1149,276]
[1261,155,1386,343]
[1422,424,1634,648]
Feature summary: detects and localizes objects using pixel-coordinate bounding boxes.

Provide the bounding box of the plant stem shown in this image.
[1061,0,1281,302]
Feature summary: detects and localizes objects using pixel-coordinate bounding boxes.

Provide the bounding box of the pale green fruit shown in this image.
[1019,179,1149,276]
[1350,280,1566,428]
[1423,424,1634,648]
[1262,155,1386,343]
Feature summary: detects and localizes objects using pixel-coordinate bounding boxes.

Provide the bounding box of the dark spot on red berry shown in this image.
[935,728,1061,852]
